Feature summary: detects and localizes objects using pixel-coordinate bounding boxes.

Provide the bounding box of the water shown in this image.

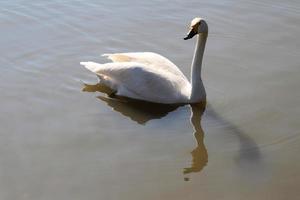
[0,0,300,199]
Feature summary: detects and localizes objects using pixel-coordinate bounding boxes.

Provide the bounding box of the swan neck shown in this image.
[190,33,207,102]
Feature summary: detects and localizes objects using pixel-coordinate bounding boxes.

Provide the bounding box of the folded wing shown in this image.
[102,52,189,82]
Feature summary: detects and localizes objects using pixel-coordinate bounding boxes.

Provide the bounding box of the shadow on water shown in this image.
[205,106,262,171]
[82,83,261,178]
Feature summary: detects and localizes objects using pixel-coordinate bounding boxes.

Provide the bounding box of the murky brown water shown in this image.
[1,0,300,199]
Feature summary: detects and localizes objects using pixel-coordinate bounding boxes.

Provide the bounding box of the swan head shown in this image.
[184,17,208,40]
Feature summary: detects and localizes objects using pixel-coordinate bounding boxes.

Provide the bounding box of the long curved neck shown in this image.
[190,33,207,102]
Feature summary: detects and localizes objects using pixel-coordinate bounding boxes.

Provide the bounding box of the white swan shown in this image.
[80,17,208,104]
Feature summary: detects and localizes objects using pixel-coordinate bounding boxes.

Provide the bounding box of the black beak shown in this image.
[184,28,197,40]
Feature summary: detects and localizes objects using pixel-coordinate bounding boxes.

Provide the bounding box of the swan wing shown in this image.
[80,61,190,104]
[102,52,189,82]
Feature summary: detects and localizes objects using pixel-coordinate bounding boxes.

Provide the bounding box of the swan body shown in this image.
[81,17,208,104]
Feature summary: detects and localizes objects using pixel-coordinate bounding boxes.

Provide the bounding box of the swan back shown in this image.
[102,52,189,82]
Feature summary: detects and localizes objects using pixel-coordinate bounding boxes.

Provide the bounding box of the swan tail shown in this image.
[80,61,103,73]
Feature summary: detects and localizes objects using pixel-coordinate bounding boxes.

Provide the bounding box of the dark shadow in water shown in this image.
[82,83,261,177]
[205,105,261,170]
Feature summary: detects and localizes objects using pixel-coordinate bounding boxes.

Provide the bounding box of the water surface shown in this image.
[0,0,300,199]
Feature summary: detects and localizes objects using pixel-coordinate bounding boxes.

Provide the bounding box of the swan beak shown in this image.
[184,28,197,40]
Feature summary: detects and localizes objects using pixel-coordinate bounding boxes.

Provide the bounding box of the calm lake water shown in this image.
[1,0,300,199]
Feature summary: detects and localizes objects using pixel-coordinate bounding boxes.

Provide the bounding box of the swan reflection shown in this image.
[184,103,208,175]
[82,83,208,176]
[98,96,181,124]
[82,83,182,124]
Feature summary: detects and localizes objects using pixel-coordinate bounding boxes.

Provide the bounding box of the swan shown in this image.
[80,17,208,104]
